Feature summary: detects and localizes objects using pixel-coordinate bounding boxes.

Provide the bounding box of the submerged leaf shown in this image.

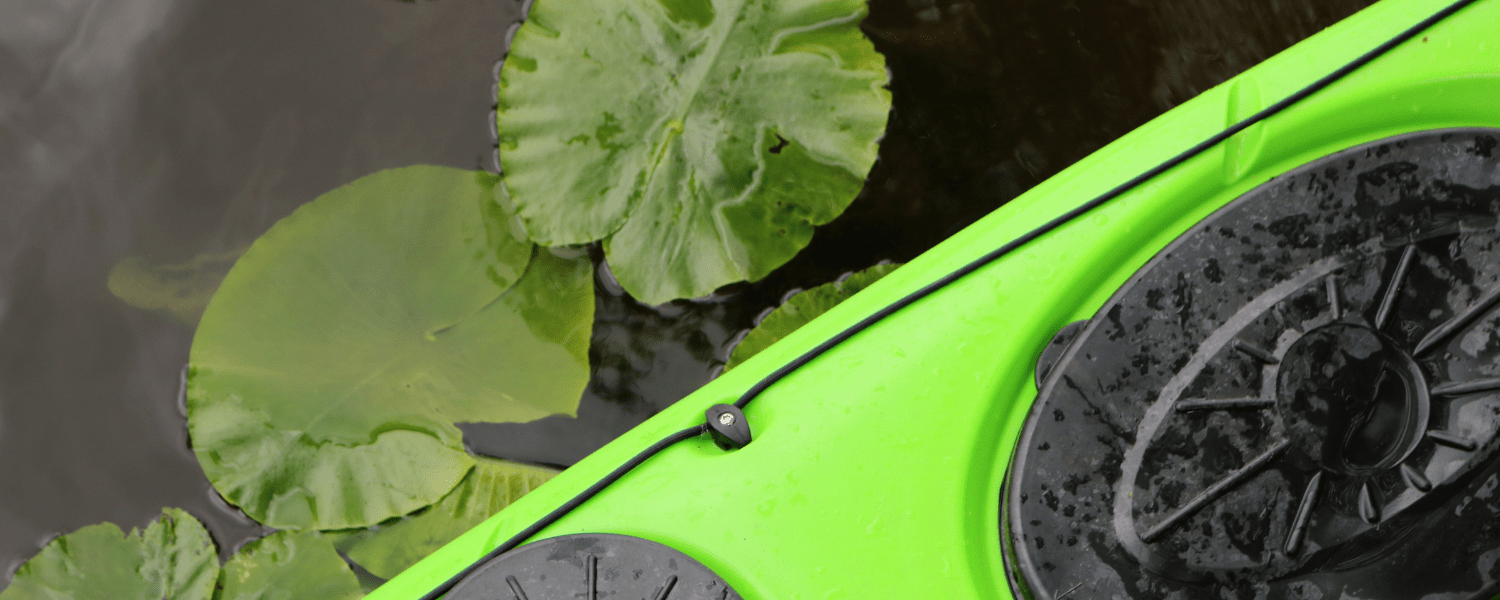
[188,166,594,531]
[498,0,891,303]
[726,263,900,370]
[336,457,558,579]
[106,247,246,325]
[218,531,363,600]
[0,508,218,600]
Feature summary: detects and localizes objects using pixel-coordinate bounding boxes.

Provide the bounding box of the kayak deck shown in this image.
[372,0,1500,598]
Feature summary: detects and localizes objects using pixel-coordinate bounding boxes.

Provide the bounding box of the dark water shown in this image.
[0,0,1373,587]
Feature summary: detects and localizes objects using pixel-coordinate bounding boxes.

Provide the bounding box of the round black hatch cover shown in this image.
[1004,129,1500,600]
[448,533,742,600]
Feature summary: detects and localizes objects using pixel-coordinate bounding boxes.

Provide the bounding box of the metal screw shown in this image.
[718,412,736,426]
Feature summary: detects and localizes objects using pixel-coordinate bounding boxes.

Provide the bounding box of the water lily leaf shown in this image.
[188,166,594,531]
[0,508,218,600]
[726,263,900,371]
[218,531,363,600]
[497,0,891,304]
[106,247,246,325]
[335,457,558,580]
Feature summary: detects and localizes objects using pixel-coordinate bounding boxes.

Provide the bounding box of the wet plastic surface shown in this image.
[1007,129,1500,599]
[446,534,741,600]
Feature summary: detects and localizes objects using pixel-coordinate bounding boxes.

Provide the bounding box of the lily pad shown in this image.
[497,0,891,304]
[0,508,218,600]
[188,166,594,531]
[218,531,363,600]
[725,263,900,370]
[336,457,558,580]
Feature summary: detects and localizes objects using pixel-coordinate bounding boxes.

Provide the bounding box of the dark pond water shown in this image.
[0,0,1374,588]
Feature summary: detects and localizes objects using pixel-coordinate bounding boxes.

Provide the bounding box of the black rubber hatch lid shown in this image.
[1006,129,1500,599]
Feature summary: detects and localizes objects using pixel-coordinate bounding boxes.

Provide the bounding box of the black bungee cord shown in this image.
[419,0,1483,597]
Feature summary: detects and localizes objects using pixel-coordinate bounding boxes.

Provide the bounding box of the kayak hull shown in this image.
[372,0,1500,598]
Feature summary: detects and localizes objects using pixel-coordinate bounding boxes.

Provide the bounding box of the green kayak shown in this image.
[371,0,1500,598]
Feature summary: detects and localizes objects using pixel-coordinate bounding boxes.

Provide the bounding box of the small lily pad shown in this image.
[497,0,891,304]
[336,457,558,580]
[726,263,900,370]
[0,508,218,600]
[218,531,363,600]
[188,166,594,531]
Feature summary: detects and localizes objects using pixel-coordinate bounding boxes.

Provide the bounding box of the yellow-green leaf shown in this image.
[498,0,891,303]
[188,166,593,531]
[726,263,900,370]
[219,531,363,600]
[336,457,558,580]
[0,508,218,600]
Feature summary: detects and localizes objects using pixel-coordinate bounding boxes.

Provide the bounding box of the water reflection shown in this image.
[0,0,1374,587]
[106,248,244,325]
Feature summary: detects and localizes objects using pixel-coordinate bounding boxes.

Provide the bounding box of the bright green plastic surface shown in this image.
[371,0,1500,597]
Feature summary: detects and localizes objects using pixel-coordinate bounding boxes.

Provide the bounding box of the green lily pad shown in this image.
[725,263,900,371]
[0,508,218,600]
[188,166,594,531]
[336,457,558,580]
[218,531,363,600]
[497,0,891,304]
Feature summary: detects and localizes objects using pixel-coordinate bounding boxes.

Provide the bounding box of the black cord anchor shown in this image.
[705,404,752,450]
